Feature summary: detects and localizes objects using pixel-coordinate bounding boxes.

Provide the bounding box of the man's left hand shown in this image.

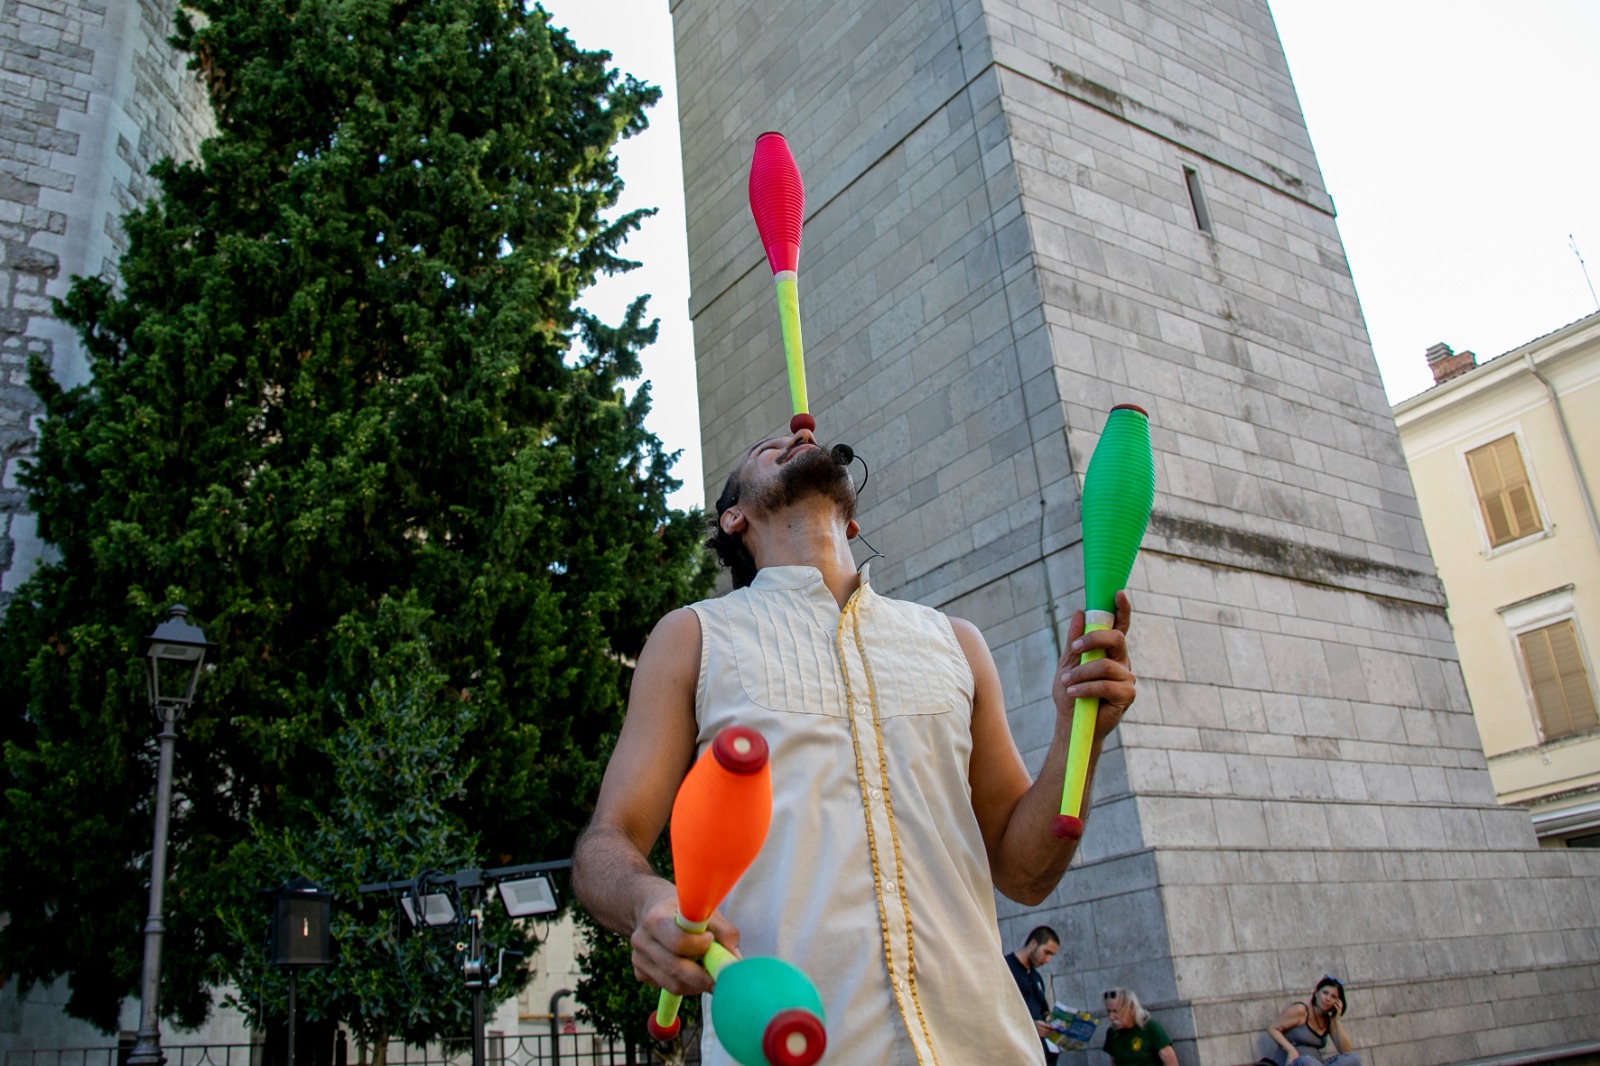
[1052,589,1136,738]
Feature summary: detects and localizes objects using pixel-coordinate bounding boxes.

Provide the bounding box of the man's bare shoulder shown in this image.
[945,615,985,643]
[944,615,997,662]
[642,605,701,647]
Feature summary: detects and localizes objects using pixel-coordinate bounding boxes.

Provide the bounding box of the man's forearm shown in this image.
[572,823,673,935]
[993,720,1105,903]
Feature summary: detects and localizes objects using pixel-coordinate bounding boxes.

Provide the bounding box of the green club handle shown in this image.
[649,913,711,1041]
[775,273,810,428]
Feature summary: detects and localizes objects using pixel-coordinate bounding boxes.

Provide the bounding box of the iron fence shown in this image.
[381,1030,700,1066]
[3,1047,257,1066]
[4,1030,701,1066]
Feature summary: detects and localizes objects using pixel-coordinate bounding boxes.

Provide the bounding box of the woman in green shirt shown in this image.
[1102,988,1177,1066]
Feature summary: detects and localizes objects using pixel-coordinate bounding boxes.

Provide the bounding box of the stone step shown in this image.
[1224,1044,1600,1066]
[1445,1042,1600,1066]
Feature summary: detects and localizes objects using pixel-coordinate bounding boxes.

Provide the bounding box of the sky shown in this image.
[539,0,1600,511]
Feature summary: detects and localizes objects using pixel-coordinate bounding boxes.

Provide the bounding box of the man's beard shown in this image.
[746,443,857,519]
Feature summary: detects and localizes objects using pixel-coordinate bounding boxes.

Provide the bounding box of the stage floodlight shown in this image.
[400,892,456,927]
[497,874,558,918]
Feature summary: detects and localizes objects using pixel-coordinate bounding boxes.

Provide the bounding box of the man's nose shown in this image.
[779,427,816,458]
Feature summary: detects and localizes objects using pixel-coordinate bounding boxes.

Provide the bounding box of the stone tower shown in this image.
[0,0,212,611]
[672,1,1600,1063]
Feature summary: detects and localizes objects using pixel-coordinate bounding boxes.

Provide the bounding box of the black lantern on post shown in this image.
[127,606,216,1066]
[269,877,333,968]
[267,877,333,1066]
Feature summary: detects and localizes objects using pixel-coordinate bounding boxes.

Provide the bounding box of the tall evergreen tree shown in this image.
[0,0,709,1033]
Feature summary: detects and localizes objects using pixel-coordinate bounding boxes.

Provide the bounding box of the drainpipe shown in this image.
[549,988,573,1066]
[1525,352,1600,552]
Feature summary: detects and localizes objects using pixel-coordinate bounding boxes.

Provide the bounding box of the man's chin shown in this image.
[762,446,857,515]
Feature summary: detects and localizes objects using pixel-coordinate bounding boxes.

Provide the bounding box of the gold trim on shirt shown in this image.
[836,587,942,1066]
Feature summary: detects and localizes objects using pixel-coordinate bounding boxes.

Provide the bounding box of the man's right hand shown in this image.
[630,885,742,995]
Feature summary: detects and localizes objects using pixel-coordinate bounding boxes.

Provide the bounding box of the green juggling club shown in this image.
[1053,404,1155,840]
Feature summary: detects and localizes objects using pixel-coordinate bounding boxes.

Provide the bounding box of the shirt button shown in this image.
[870,788,882,800]
[899,978,909,992]
[884,879,896,893]
[856,705,868,716]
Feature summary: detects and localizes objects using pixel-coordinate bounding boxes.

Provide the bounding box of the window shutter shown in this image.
[1520,621,1599,741]
[1466,435,1542,547]
[1507,485,1538,534]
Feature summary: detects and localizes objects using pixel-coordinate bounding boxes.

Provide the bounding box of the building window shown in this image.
[1465,434,1542,547]
[1183,166,1213,234]
[1517,619,1598,741]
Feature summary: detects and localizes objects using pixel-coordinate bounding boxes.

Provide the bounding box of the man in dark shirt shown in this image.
[1006,925,1061,1063]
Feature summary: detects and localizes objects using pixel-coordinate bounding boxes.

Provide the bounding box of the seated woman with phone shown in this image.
[1260,975,1361,1066]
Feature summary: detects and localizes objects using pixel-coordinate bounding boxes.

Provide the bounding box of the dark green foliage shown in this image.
[0,0,710,1036]
[218,629,521,1049]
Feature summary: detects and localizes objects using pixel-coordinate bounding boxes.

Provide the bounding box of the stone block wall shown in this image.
[675,0,1600,1063]
[0,0,213,609]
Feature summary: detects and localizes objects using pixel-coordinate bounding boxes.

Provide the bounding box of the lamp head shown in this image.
[142,605,216,709]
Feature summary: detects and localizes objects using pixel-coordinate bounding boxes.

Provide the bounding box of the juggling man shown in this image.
[574,132,1144,1066]
[571,428,1139,1065]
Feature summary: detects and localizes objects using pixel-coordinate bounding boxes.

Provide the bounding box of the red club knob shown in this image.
[762,1008,827,1066]
[711,725,769,776]
[1051,814,1084,840]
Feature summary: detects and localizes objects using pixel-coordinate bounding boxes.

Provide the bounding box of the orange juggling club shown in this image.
[648,726,773,1042]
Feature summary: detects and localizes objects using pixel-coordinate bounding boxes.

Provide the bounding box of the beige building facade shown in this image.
[1394,312,1600,848]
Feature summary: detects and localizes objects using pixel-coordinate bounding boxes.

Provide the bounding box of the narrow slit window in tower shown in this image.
[1183,166,1213,234]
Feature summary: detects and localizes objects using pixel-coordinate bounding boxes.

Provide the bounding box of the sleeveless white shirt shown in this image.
[687,565,1044,1065]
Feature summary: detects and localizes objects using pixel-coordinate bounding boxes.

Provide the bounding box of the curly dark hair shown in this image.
[707,466,759,589]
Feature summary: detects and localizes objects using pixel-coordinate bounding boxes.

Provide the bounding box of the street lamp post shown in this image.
[127,605,216,1066]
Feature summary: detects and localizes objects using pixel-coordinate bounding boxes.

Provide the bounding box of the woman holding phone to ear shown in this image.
[1262,975,1361,1066]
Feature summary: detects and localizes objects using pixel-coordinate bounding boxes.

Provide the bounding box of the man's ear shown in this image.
[846,519,860,540]
[720,509,747,535]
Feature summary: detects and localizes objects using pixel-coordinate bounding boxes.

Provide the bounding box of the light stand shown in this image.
[359,860,568,1066]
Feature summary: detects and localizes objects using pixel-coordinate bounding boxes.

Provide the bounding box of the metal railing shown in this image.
[4,1047,257,1066]
[5,1030,701,1066]
[382,1030,700,1066]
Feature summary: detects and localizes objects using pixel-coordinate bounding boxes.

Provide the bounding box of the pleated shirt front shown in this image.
[686,565,1044,1066]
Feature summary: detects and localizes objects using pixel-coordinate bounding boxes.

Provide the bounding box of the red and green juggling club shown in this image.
[649,726,773,1041]
[1053,404,1155,841]
[748,132,813,436]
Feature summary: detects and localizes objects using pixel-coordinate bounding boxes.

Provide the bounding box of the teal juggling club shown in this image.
[702,945,828,1066]
[1053,404,1155,841]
